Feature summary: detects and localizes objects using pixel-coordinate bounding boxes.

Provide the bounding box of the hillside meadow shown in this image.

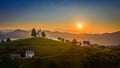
[0,38,120,68]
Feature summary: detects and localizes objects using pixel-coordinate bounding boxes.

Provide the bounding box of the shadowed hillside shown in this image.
[0,38,120,68]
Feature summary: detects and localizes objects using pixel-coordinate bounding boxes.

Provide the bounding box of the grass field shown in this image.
[0,38,120,68]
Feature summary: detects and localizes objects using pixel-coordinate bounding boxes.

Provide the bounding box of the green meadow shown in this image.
[0,38,120,68]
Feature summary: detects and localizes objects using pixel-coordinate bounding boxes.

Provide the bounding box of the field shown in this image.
[0,38,120,68]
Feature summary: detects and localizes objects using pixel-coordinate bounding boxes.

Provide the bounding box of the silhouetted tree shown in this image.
[58,37,62,40]
[1,40,4,43]
[31,28,37,37]
[65,40,70,43]
[79,41,82,46]
[61,38,64,42]
[41,31,46,37]
[71,39,77,45]
[6,38,11,42]
[57,37,64,42]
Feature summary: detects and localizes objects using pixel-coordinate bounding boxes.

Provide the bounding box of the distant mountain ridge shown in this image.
[0,29,120,46]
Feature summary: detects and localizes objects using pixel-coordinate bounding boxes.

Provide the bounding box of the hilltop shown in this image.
[0,38,68,56]
[0,38,120,68]
[0,38,70,59]
[1,38,67,46]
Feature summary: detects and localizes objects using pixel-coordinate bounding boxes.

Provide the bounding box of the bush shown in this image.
[41,32,46,37]
[48,61,57,68]
[71,39,77,45]
[6,38,11,42]
[81,51,120,68]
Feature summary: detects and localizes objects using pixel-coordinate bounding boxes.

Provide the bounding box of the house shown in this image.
[76,41,82,46]
[25,50,35,58]
[10,54,21,59]
[83,41,91,47]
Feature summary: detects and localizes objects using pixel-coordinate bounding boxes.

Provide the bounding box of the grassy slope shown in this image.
[0,38,69,56]
[1,38,67,46]
[0,38,70,68]
[0,38,120,68]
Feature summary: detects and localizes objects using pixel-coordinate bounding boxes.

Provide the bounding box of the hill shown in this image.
[0,29,31,40]
[0,38,70,68]
[0,38,68,56]
[0,29,120,45]
[0,38,69,58]
[1,38,66,46]
[0,38,120,68]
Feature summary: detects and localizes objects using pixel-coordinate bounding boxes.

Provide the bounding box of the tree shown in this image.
[6,38,11,42]
[58,37,61,40]
[31,28,37,37]
[83,41,91,47]
[1,40,4,43]
[57,37,64,42]
[65,40,70,43]
[41,31,46,37]
[61,38,64,42]
[71,39,77,45]
[79,41,82,46]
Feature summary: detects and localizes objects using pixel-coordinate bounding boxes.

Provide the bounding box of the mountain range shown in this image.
[0,29,120,46]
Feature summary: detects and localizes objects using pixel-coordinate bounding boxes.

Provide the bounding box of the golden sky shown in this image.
[0,21,120,34]
[0,0,120,34]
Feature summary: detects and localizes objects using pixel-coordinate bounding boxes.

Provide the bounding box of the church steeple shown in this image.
[37,29,42,37]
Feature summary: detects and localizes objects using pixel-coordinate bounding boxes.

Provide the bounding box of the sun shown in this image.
[77,24,82,29]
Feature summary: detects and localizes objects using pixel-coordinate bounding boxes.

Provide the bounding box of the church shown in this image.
[36,29,42,37]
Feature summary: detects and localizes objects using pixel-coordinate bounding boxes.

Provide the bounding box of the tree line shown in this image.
[31,28,46,37]
[57,37,91,46]
[1,38,11,44]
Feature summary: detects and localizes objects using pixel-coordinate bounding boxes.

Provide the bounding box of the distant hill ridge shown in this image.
[0,29,120,46]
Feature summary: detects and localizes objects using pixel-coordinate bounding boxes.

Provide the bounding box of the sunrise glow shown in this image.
[77,24,83,29]
[0,0,119,34]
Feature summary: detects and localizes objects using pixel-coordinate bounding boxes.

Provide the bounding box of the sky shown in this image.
[0,0,120,34]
